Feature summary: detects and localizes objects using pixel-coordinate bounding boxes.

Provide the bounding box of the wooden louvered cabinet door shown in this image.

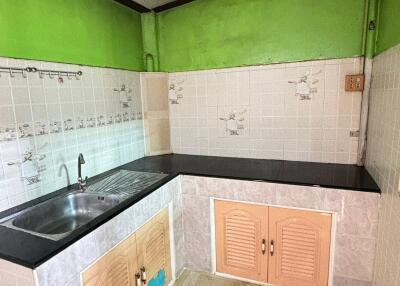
[268,207,332,286]
[215,200,269,283]
[136,208,172,286]
[82,233,138,286]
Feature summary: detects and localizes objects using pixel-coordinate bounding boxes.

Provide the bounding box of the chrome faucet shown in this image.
[77,153,88,191]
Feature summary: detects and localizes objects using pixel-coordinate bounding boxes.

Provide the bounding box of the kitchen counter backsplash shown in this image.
[169,57,363,164]
[0,57,145,212]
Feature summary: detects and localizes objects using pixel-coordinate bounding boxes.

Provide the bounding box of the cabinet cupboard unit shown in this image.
[82,208,171,286]
[214,200,332,286]
[268,206,332,286]
[82,234,138,286]
[215,200,269,282]
[136,208,172,286]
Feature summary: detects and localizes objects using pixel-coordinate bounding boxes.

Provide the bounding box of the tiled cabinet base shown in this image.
[34,177,183,286]
[215,200,332,286]
[180,176,379,286]
[0,175,378,286]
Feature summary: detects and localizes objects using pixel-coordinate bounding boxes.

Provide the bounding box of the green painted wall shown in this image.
[0,0,144,71]
[156,0,367,72]
[375,0,400,54]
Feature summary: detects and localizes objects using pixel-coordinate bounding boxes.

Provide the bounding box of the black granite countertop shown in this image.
[122,154,380,192]
[0,154,379,269]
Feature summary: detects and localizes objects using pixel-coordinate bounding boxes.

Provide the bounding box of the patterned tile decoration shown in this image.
[366,43,400,286]
[0,56,145,212]
[288,70,321,100]
[168,79,184,104]
[168,58,363,163]
[219,109,246,135]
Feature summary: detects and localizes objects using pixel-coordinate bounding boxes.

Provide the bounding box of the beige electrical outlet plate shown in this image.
[345,75,365,92]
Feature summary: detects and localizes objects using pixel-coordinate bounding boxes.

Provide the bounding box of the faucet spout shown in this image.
[78,153,85,178]
[77,153,87,191]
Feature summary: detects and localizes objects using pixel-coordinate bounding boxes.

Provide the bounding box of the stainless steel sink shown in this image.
[1,192,119,240]
[0,170,167,241]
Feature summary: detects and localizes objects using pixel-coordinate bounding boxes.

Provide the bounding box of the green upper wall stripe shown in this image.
[2,0,393,73]
[156,0,367,72]
[0,0,144,71]
[375,0,400,54]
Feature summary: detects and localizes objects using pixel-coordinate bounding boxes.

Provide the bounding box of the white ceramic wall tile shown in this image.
[0,57,145,212]
[34,177,183,286]
[169,58,363,164]
[366,43,400,286]
[179,175,379,285]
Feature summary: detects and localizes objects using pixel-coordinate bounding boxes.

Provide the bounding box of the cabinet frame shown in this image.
[211,198,337,286]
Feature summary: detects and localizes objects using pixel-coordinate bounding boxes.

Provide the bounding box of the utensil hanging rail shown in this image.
[0,66,82,79]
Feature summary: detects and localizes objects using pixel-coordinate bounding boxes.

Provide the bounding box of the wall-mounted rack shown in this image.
[0,66,29,78]
[38,69,83,80]
[0,66,82,80]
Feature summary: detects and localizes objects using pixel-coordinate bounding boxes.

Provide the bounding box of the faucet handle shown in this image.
[77,176,88,190]
[81,176,88,185]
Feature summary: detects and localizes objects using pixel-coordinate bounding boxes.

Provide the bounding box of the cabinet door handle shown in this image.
[135,272,142,286]
[270,240,275,256]
[261,239,266,255]
[141,267,147,284]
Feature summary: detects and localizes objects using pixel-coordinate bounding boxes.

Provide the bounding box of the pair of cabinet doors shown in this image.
[215,200,332,286]
[82,208,171,286]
